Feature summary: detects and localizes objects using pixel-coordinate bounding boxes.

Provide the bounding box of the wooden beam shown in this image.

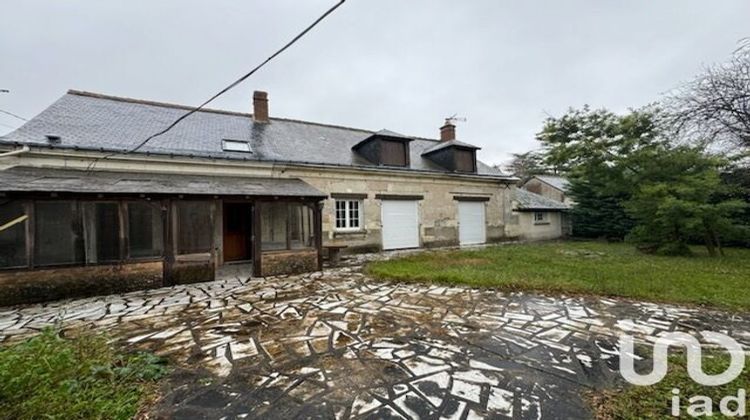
[163,200,175,286]
[25,201,34,269]
[314,201,323,271]
[252,202,262,277]
[118,200,127,261]
[0,215,27,233]
[285,203,292,251]
[330,193,368,200]
[374,194,424,201]
[452,196,491,202]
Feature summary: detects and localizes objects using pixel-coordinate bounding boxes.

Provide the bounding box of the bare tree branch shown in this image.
[667,39,750,152]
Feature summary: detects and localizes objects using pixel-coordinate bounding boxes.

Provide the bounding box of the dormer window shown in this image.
[380,139,408,166]
[454,148,476,172]
[421,141,480,173]
[352,129,412,167]
[222,139,252,153]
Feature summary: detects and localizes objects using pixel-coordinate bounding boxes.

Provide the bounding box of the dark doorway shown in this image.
[223,202,252,262]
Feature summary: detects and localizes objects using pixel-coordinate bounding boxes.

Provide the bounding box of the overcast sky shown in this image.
[1,1,748,166]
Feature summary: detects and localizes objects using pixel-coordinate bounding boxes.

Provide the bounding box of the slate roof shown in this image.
[513,188,570,211]
[421,139,481,155]
[0,90,511,179]
[534,175,569,191]
[0,166,326,198]
[371,129,413,140]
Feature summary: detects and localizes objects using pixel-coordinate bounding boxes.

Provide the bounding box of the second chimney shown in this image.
[440,119,456,142]
[253,91,269,123]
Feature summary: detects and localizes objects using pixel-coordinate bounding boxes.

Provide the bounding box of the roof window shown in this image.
[222,139,252,153]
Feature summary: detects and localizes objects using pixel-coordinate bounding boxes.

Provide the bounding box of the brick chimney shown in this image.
[440,119,456,142]
[253,91,269,123]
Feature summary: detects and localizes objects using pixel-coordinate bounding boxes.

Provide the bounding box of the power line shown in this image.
[87,0,346,172]
[0,109,28,122]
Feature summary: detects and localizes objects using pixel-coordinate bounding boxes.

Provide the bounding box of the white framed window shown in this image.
[534,212,547,223]
[335,200,362,231]
[222,139,252,153]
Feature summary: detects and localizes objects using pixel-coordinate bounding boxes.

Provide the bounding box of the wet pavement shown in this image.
[1,254,749,419]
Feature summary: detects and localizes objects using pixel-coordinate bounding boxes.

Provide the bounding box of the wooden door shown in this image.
[223,203,251,262]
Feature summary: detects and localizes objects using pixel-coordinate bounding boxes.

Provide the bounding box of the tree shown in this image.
[717,163,750,247]
[536,106,663,239]
[625,146,747,256]
[501,150,554,180]
[668,39,750,150]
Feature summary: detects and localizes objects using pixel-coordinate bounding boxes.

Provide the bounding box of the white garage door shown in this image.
[458,201,486,245]
[381,200,419,250]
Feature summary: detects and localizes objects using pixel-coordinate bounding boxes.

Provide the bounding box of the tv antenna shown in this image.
[445,114,467,125]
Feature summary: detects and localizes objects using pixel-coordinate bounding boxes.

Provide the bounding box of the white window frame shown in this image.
[334,199,363,231]
[534,211,547,224]
[222,139,252,153]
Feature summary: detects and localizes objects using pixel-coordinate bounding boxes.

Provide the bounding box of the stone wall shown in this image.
[4,149,516,255]
[507,212,564,241]
[169,260,216,286]
[523,179,565,203]
[0,261,164,306]
[289,170,513,253]
[261,249,319,277]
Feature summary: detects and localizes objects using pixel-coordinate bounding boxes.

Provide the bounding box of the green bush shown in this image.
[0,329,168,420]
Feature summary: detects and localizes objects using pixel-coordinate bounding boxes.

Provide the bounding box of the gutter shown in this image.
[0,145,30,159]
[8,144,520,183]
[513,207,570,212]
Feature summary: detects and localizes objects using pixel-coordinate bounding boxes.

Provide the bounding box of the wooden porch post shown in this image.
[314,200,323,271]
[252,201,262,277]
[163,199,175,286]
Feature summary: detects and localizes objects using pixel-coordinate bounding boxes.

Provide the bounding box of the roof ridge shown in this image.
[67,89,253,118]
[66,89,443,142]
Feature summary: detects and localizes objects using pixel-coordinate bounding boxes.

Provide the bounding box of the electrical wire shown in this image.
[0,109,28,122]
[86,0,346,173]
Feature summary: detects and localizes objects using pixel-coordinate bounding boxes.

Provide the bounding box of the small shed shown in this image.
[512,188,571,240]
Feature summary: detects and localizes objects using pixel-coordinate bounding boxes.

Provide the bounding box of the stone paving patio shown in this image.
[1,255,749,419]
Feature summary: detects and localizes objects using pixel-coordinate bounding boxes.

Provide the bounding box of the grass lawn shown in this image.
[0,329,169,420]
[590,353,749,419]
[366,241,750,312]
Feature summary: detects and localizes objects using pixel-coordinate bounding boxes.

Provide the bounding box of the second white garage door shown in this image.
[458,201,486,245]
[381,200,419,250]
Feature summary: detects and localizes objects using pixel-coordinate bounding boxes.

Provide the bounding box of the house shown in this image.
[0,89,520,305]
[508,188,571,240]
[521,175,574,205]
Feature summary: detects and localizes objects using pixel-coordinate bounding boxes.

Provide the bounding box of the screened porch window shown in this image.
[289,203,314,249]
[82,202,121,263]
[128,202,164,258]
[0,201,27,268]
[34,201,84,266]
[261,202,315,251]
[176,201,212,254]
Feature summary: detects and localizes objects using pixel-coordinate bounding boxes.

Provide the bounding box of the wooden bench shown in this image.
[324,245,348,264]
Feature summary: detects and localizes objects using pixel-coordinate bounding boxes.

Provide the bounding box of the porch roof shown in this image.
[0,167,326,198]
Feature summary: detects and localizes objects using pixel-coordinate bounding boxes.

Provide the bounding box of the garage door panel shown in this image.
[459,201,486,245]
[381,200,419,250]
